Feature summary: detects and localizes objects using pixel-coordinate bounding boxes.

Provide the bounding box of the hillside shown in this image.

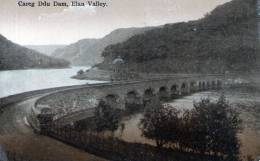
[0,35,70,70]
[52,39,98,65]
[98,0,258,74]
[25,45,66,56]
[52,27,155,66]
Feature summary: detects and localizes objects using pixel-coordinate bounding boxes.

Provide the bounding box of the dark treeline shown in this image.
[139,96,241,161]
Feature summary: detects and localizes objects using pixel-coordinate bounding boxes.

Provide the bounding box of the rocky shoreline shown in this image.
[72,69,112,81]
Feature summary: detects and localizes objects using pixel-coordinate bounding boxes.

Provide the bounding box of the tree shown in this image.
[77,69,84,75]
[94,100,122,135]
[190,96,241,160]
[139,99,180,148]
[178,109,195,152]
[139,95,241,160]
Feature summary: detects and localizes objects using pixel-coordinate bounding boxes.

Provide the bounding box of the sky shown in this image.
[0,0,230,45]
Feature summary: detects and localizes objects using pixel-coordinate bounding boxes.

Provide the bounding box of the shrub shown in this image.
[139,99,180,148]
[190,96,241,160]
[139,96,241,160]
[94,100,122,135]
[77,69,84,75]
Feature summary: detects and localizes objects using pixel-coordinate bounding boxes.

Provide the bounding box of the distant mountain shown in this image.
[52,27,155,66]
[0,35,70,70]
[52,39,98,65]
[25,45,66,56]
[98,0,258,74]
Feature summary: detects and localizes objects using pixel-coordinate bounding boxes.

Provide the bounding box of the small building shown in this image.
[111,56,127,80]
[112,56,124,73]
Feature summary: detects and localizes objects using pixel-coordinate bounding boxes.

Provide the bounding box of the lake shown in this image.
[0,67,104,98]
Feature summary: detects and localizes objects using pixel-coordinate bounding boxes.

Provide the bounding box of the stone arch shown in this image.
[212,80,216,90]
[125,90,142,104]
[190,81,197,92]
[143,88,156,106]
[217,80,222,89]
[198,82,202,91]
[181,82,189,95]
[202,82,206,90]
[158,86,170,101]
[206,81,211,89]
[171,84,179,98]
[104,94,120,108]
[125,90,143,112]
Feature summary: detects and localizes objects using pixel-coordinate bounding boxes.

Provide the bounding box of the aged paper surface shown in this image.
[0,0,259,160]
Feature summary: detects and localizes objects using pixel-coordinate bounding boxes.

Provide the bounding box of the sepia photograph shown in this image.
[0,0,259,160]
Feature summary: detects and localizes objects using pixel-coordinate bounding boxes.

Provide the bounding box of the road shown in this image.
[0,93,107,161]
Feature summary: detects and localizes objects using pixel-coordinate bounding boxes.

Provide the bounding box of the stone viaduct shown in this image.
[34,74,224,126]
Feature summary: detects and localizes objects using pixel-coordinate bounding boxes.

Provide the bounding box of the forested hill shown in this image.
[98,0,258,74]
[52,27,155,66]
[52,38,98,65]
[0,35,70,70]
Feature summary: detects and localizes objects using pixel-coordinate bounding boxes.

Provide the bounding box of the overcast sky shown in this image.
[0,0,230,45]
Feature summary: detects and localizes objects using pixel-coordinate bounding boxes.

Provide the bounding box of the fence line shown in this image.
[42,124,223,161]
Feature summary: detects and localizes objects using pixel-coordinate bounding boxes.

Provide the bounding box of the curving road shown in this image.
[0,91,107,161]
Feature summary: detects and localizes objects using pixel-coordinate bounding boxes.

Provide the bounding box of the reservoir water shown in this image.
[0,67,103,98]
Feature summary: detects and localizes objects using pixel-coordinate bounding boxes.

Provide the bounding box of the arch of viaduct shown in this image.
[33,74,224,125]
[94,75,223,109]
